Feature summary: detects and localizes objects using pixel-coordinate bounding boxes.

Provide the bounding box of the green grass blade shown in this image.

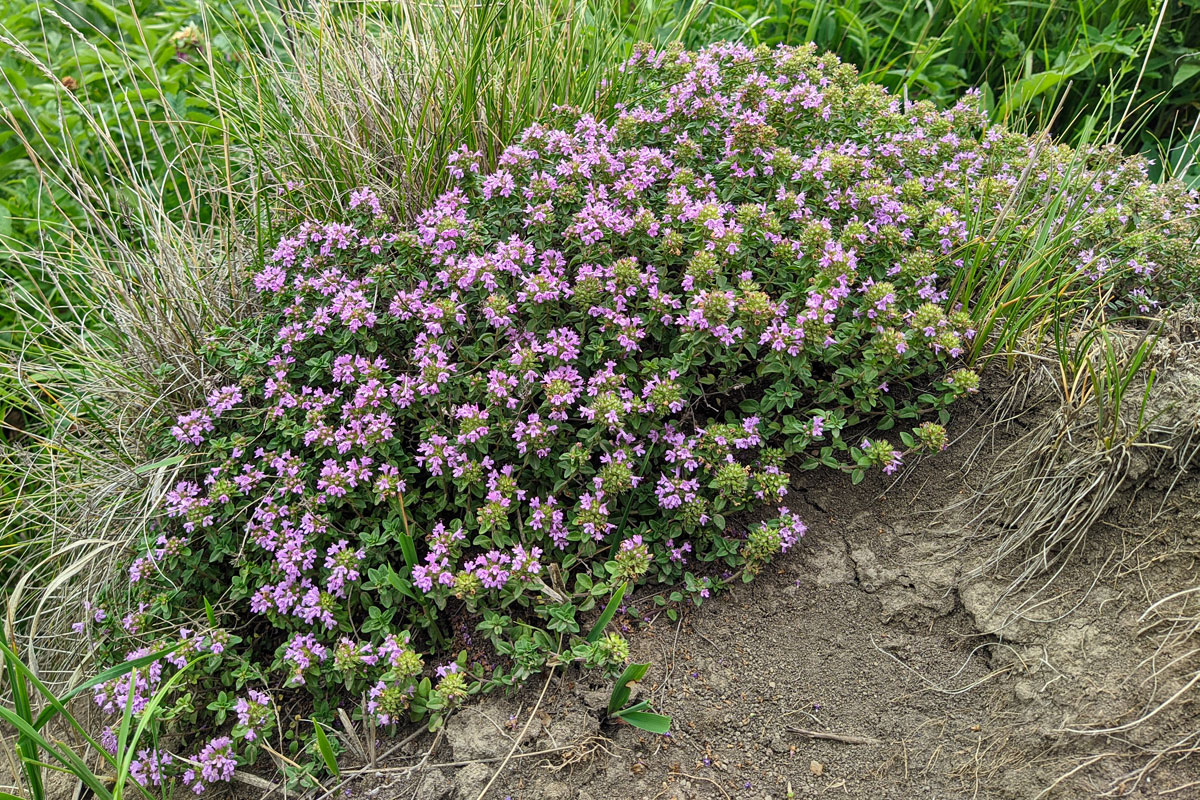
[586,581,627,644]
[0,642,118,775]
[313,720,340,777]
[0,707,112,800]
[3,645,45,800]
[615,710,671,735]
[112,672,137,800]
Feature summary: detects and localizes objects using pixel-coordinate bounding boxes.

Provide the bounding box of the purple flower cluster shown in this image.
[170,409,213,446]
[283,633,328,686]
[93,649,162,716]
[129,533,185,583]
[182,736,236,794]
[233,689,272,741]
[129,748,172,787]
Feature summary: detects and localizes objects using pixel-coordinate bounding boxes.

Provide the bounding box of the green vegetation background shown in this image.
[3,0,1197,254]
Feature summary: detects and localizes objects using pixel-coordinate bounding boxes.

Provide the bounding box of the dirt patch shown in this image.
[308,377,1200,800]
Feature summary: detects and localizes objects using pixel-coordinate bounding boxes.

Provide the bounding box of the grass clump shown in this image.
[209,0,708,222]
[0,0,224,252]
[967,308,1200,604]
[24,42,1195,792]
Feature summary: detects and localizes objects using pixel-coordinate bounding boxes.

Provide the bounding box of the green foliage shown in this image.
[684,0,1200,166]
[607,662,672,734]
[0,0,707,526]
[1051,311,1161,448]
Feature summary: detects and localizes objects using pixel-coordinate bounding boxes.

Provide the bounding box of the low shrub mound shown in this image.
[75,42,1198,790]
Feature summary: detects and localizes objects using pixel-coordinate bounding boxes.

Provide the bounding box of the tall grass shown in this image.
[208,0,704,220]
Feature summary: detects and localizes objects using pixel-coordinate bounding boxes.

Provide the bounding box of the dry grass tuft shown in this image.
[1,157,248,687]
[960,309,1200,796]
[965,307,1200,606]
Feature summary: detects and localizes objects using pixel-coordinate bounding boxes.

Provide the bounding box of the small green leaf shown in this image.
[313,722,340,777]
[133,454,188,475]
[587,582,627,643]
[616,710,672,735]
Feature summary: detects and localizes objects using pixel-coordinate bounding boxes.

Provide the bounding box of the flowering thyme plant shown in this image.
[75,41,1198,789]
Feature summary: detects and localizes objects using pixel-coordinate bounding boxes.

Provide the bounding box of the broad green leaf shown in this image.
[608,662,650,716]
[1174,63,1200,89]
[616,710,672,735]
[586,581,627,643]
[314,722,340,777]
